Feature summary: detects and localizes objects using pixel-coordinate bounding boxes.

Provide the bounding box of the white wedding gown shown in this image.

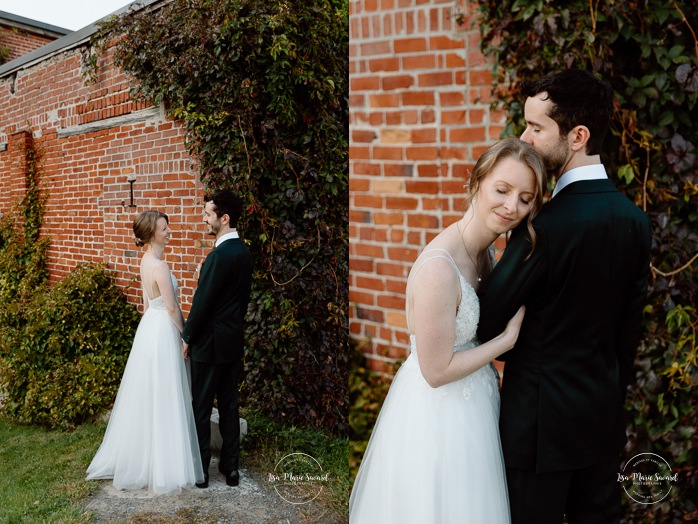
[350,249,510,523]
[86,272,204,494]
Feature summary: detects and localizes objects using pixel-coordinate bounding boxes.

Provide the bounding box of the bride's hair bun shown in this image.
[132,210,169,247]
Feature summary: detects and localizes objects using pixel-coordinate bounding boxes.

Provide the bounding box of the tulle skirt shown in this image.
[350,352,510,523]
[86,307,204,494]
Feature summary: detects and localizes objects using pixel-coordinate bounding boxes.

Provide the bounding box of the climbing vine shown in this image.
[0,135,49,304]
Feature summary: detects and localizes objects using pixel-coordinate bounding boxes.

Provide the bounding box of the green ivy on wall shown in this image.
[474,0,697,520]
[0,136,48,304]
[0,45,9,65]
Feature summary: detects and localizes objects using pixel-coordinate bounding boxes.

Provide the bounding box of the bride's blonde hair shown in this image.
[465,138,546,256]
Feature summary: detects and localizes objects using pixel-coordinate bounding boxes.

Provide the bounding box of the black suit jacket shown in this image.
[182,237,253,364]
[478,178,651,473]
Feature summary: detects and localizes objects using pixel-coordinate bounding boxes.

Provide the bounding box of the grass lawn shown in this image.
[0,419,102,523]
[0,410,348,524]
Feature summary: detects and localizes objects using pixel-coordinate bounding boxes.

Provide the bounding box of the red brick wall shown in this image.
[349,0,506,371]
[0,39,210,313]
[0,25,56,63]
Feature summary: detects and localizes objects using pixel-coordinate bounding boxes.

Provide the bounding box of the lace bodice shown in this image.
[408,272,479,354]
[406,249,498,398]
[407,249,480,352]
[452,274,479,349]
[147,272,178,311]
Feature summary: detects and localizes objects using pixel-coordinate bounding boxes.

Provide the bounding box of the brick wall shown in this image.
[349,0,506,371]
[0,24,60,63]
[0,38,210,313]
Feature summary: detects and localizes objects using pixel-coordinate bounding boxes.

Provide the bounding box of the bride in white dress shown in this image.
[349,138,546,523]
[86,210,204,494]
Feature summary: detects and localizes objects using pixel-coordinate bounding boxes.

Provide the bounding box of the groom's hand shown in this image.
[182,340,190,359]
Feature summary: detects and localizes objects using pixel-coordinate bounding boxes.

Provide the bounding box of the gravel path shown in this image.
[83,454,340,524]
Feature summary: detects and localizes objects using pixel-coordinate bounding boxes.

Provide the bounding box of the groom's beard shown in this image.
[207,221,220,236]
[543,136,571,178]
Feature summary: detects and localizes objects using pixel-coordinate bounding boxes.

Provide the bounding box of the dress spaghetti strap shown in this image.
[142,263,161,301]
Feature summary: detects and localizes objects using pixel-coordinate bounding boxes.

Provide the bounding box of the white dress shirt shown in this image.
[552,164,608,198]
[215,230,239,247]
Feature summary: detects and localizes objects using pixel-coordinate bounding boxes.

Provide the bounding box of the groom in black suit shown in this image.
[479,70,651,523]
[182,190,253,488]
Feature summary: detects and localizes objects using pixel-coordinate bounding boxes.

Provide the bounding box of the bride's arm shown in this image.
[412,263,523,389]
[153,262,185,333]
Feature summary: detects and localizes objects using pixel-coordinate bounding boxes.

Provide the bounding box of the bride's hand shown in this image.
[501,305,526,351]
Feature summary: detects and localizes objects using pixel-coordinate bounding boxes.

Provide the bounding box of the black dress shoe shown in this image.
[224,470,239,487]
[196,474,209,489]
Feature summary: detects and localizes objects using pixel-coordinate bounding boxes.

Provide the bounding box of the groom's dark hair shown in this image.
[205,190,244,228]
[521,69,614,155]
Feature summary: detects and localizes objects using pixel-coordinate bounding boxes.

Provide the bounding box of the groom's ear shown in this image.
[568,125,591,153]
[221,213,231,225]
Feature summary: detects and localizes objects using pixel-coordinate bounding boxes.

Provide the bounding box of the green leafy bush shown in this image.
[95,0,349,433]
[475,0,697,519]
[0,263,140,429]
[349,339,397,479]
